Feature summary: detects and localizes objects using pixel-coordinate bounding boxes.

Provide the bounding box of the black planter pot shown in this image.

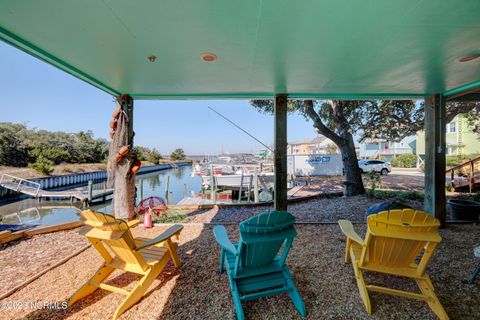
[448,199,480,221]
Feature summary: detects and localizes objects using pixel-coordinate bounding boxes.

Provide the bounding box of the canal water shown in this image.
[0,165,201,226]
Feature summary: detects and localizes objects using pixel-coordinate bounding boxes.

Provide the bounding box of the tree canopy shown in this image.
[133,146,163,164]
[250,100,480,143]
[250,98,480,196]
[170,148,186,161]
[0,122,166,169]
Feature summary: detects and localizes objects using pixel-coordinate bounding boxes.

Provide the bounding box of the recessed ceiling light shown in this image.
[147,55,157,62]
[200,53,217,62]
[458,53,480,62]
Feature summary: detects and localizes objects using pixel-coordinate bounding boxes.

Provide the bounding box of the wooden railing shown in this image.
[446,155,480,192]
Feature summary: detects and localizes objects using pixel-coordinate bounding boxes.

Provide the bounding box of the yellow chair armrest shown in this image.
[338,220,364,245]
[127,220,140,228]
[135,224,183,251]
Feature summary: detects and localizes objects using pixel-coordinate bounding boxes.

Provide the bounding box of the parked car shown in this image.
[358,160,391,175]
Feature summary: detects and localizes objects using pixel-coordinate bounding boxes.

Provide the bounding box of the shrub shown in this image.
[365,171,382,197]
[29,155,54,175]
[372,189,424,201]
[170,148,186,161]
[391,154,417,168]
[446,153,480,169]
[147,148,163,164]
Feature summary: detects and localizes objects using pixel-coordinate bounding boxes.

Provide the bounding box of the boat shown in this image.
[195,163,275,190]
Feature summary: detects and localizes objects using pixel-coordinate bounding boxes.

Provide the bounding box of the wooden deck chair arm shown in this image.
[135,224,183,251]
[213,226,238,256]
[127,219,140,228]
[338,220,364,246]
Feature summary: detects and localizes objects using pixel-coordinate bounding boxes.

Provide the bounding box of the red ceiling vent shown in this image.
[200,53,217,62]
[147,55,157,62]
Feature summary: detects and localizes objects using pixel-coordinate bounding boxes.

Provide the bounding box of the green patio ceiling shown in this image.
[1,0,479,99]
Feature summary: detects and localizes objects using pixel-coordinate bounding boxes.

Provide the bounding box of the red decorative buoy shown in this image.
[143,211,153,228]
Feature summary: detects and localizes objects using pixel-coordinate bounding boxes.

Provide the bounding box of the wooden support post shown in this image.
[253,168,259,203]
[470,161,474,193]
[139,178,143,202]
[238,168,244,202]
[248,174,253,203]
[87,180,93,202]
[112,94,135,219]
[424,94,446,227]
[274,94,288,211]
[210,165,215,202]
[165,175,170,200]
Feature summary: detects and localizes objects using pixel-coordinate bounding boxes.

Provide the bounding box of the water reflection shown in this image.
[0,165,200,226]
[0,199,83,225]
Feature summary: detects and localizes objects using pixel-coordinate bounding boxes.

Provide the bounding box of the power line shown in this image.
[208,106,273,152]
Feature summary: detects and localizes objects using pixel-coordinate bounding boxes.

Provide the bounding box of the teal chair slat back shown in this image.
[239,211,295,268]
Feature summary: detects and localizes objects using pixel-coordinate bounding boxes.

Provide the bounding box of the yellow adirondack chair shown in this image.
[69,210,183,320]
[338,209,448,320]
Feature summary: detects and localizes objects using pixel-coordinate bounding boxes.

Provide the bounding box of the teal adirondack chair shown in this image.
[213,211,307,320]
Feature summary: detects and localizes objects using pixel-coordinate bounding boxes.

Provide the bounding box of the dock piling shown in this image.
[165,175,170,200]
[238,168,244,202]
[87,180,93,202]
[210,165,215,203]
[139,178,144,202]
[253,168,259,203]
[248,174,253,203]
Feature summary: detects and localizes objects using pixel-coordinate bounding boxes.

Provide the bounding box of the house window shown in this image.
[448,122,456,133]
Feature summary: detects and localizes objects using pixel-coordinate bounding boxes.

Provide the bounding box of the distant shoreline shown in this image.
[0,160,190,180]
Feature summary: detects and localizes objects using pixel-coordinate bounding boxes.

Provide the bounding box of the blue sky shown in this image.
[0,41,317,155]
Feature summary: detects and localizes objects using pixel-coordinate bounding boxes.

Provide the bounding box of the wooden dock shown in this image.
[177,197,215,205]
[0,174,113,204]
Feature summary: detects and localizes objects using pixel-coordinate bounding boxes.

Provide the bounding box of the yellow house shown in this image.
[417,114,480,156]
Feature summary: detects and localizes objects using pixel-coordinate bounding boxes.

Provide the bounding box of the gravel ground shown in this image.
[0,230,88,297]
[0,223,478,320]
[295,174,425,195]
[186,195,424,224]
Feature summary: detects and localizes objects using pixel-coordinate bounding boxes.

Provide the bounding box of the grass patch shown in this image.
[156,214,188,223]
[153,208,190,223]
[372,189,424,201]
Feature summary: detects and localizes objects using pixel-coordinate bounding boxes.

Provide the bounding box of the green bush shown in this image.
[391,154,417,168]
[446,153,480,169]
[0,122,164,168]
[365,171,382,197]
[29,155,54,175]
[133,146,163,164]
[147,149,163,164]
[372,189,424,201]
[170,148,186,161]
[419,163,425,172]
